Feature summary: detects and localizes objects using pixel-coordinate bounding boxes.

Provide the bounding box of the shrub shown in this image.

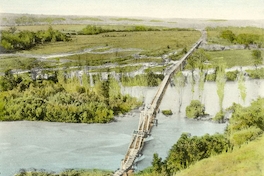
[162,110,173,116]
[185,100,205,118]
[205,73,216,81]
[213,111,225,123]
[226,70,239,81]
[247,68,264,79]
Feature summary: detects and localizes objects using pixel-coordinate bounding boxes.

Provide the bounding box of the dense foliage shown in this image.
[0,71,141,123]
[166,133,229,174]
[220,29,262,46]
[185,100,205,118]
[141,98,264,176]
[79,25,194,35]
[0,27,70,50]
[121,72,164,87]
[246,68,264,79]
[226,98,264,146]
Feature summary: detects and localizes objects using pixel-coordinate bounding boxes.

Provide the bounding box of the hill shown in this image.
[176,135,264,176]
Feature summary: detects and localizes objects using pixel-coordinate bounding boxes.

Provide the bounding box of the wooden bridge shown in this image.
[113,38,203,176]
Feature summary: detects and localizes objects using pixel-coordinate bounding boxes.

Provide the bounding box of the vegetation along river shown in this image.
[0,77,264,176]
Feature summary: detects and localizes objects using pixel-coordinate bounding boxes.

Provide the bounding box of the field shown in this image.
[206,50,264,68]
[18,30,200,55]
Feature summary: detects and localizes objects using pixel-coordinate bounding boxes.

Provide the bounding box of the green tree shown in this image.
[252,50,262,69]
[185,100,205,118]
[152,153,163,173]
[220,30,236,43]
[174,72,186,113]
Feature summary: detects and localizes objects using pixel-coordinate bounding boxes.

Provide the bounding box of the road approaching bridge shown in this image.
[113,38,203,176]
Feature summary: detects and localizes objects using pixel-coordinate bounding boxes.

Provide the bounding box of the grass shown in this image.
[176,134,264,176]
[19,30,200,55]
[206,50,257,68]
[0,56,39,71]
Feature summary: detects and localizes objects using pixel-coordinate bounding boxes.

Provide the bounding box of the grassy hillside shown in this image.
[176,134,264,176]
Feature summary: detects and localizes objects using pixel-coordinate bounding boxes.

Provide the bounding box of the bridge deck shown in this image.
[113,39,203,176]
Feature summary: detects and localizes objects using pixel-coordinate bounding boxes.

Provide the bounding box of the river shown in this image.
[0,78,264,176]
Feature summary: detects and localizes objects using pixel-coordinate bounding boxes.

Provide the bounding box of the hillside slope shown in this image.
[176,135,264,176]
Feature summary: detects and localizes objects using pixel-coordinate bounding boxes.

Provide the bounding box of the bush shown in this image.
[162,110,173,116]
[213,111,225,123]
[226,70,239,81]
[246,68,264,79]
[205,73,216,81]
[185,100,205,118]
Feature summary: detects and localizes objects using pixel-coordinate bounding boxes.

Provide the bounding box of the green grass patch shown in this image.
[20,30,200,55]
[176,134,264,176]
[0,56,41,71]
[206,50,255,68]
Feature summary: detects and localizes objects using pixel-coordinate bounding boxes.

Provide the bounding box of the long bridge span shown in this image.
[113,37,203,176]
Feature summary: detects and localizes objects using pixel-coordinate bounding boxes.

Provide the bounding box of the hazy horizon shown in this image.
[1,0,264,20]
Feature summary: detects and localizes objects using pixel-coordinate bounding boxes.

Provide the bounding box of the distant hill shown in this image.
[1,13,264,29]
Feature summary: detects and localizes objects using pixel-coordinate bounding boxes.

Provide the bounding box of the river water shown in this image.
[0,78,264,176]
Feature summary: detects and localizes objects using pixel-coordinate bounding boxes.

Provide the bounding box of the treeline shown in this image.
[121,72,164,87]
[0,27,71,50]
[79,25,194,35]
[141,98,264,175]
[0,70,141,123]
[220,29,262,47]
[14,16,66,25]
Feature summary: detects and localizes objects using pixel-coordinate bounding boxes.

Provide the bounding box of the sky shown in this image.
[1,0,264,20]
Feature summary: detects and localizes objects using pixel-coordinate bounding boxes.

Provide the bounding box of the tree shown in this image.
[0,69,22,91]
[252,50,262,69]
[238,71,247,104]
[215,61,226,113]
[174,72,186,113]
[220,30,236,43]
[185,100,205,118]
[152,153,163,173]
